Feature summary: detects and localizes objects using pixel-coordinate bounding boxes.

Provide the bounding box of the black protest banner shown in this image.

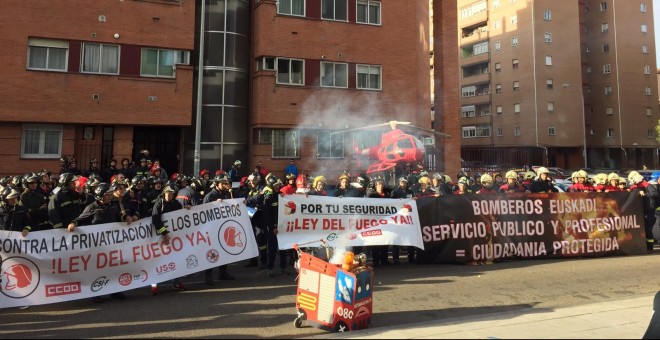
[416,192,646,264]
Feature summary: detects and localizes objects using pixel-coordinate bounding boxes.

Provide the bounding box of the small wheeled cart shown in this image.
[293,242,374,332]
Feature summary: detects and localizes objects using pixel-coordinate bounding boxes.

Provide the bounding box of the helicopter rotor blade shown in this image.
[399,124,451,138]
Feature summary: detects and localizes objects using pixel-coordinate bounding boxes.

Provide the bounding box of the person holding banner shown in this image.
[630,172,659,253]
[203,174,235,284]
[307,176,328,196]
[391,177,415,264]
[368,178,391,267]
[453,177,474,195]
[477,174,498,194]
[261,174,289,277]
[70,183,131,302]
[48,173,83,230]
[4,189,30,236]
[498,171,529,193]
[150,184,188,295]
[568,170,595,192]
[530,167,559,193]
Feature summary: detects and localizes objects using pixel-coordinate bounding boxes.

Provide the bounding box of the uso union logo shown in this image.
[1,257,40,299]
[218,220,247,255]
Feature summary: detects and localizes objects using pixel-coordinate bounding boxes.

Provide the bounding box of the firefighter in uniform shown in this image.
[150,184,188,295]
[20,174,49,234]
[203,174,235,284]
[261,174,289,277]
[48,173,83,230]
[529,167,559,193]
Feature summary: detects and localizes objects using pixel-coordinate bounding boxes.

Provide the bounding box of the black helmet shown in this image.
[212,173,229,184]
[189,178,204,191]
[88,173,101,182]
[94,183,111,200]
[266,173,279,186]
[12,175,23,187]
[175,174,188,185]
[0,176,11,186]
[59,173,77,188]
[146,175,157,186]
[131,175,145,185]
[108,182,125,193]
[86,178,101,190]
[24,174,40,185]
[59,156,69,166]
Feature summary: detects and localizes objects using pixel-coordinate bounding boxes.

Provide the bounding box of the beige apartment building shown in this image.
[457,0,660,171]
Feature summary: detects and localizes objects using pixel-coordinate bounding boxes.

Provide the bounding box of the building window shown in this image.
[603,64,611,74]
[278,0,305,16]
[606,107,614,115]
[257,57,276,71]
[642,24,648,33]
[321,62,348,88]
[493,20,501,30]
[493,0,499,9]
[510,15,517,25]
[600,2,607,11]
[643,44,649,54]
[21,124,62,158]
[601,23,609,32]
[462,125,491,138]
[495,41,501,51]
[546,78,553,89]
[513,81,520,91]
[27,38,68,72]
[322,0,348,21]
[82,43,119,74]
[256,128,273,144]
[545,56,552,66]
[496,105,503,114]
[357,64,381,90]
[644,65,651,74]
[272,129,300,158]
[647,107,653,116]
[140,49,189,78]
[512,59,519,69]
[276,58,304,85]
[645,86,652,96]
[514,103,521,113]
[514,126,521,136]
[473,42,489,55]
[511,36,518,47]
[462,105,476,118]
[604,85,612,96]
[649,129,654,138]
[317,130,344,159]
[547,102,554,112]
[544,32,552,43]
[641,3,648,12]
[497,127,503,136]
[602,44,609,52]
[544,9,552,20]
[606,128,614,138]
[495,84,502,94]
[548,127,556,136]
[495,62,501,72]
[357,0,381,25]
[462,85,476,97]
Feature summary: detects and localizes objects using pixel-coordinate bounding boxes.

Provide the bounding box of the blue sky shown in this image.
[656,0,660,66]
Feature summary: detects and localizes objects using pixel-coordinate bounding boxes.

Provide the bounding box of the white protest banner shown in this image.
[277,195,424,250]
[0,199,257,308]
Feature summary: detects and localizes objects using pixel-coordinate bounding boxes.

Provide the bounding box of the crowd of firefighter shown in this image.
[1,152,658,301]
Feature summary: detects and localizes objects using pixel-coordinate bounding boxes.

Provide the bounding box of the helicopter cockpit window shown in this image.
[414,138,424,149]
[397,138,413,149]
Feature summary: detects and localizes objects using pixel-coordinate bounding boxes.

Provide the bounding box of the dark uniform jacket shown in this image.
[151,197,183,236]
[4,204,29,232]
[48,189,83,229]
[74,199,125,226]
[20,189,49,231]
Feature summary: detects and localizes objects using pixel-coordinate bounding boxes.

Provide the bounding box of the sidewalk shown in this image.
[307,294,655,339]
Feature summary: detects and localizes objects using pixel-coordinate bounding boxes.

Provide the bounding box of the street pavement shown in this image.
[308,293,655,339]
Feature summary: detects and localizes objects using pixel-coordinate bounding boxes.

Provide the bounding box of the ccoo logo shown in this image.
[1,257,40,299]
[218,220,247,255]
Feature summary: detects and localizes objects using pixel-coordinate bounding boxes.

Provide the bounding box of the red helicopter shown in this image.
[333,121,449,175]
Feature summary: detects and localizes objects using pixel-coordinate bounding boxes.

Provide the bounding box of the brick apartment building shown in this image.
[457,0,660,171]
[0,0,450,181]
[0,0,194,177]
